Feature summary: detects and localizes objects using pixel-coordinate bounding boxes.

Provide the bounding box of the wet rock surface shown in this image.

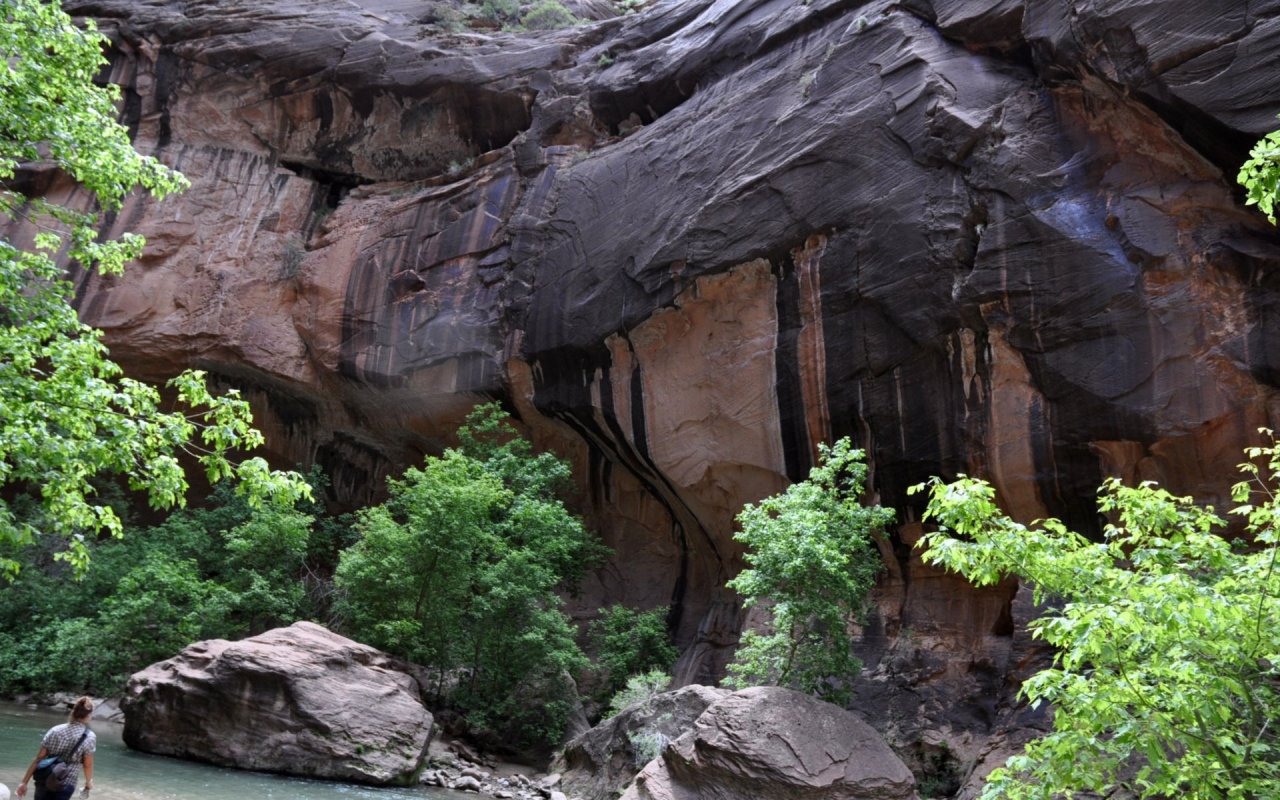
[14,0,1280,777]
[121,622,433,784]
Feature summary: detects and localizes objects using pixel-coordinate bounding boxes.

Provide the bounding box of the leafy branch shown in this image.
[1239,120,1280,225]
[0,0,308,576]
[910,434,1280,799]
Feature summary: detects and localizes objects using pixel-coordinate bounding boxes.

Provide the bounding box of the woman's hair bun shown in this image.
[71,696,94,720]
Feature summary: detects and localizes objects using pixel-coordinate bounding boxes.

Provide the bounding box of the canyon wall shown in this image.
[16,0,1280,751]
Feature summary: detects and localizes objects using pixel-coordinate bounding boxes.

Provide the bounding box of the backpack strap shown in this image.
[56,727,90,761]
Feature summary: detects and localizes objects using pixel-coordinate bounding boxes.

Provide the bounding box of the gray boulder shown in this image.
[121,621,432,785]
[558,685,728,800]
[622,687,916,800]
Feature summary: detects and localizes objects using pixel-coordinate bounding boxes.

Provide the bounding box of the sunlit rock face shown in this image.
[25,0,1280,754]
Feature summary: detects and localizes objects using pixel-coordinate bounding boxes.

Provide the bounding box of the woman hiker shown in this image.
[16,696,95,799]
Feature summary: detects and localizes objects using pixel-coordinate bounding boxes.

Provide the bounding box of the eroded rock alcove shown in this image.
[12,0,1280,769]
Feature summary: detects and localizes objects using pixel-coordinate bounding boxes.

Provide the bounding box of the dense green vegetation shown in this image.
[0,402,684,748]
[0,0,308,578]
[912,438,1280,799]
[336,403,609,746]
[0,474,340,696]
[724,439,891,705]
[589,604,678,702]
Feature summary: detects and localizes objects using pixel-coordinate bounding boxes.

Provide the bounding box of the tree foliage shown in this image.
[1239,120,1280,225]
[0,480,329,695]
[336,404,607,745]
[725,438,892,705]
[0,0,307,576]
[590,604,678,701]
[911,437,1280,800]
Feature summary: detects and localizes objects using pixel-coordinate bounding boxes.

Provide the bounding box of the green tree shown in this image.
[590,604,678,699]
[911,438,1280,800]
[336,404,606,745]
[725,438,892,705]
[0,0,307,576]
[1239,120,1280,225]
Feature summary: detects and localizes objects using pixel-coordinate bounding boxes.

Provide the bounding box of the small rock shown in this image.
[495,792,515,799]
[538,773,562,789]
[549,792,568,800]
[452,776,483,792]
[460,766,489,780]
[419,769,441,786]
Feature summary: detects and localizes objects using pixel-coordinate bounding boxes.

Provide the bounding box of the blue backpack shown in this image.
[33,728,88,792]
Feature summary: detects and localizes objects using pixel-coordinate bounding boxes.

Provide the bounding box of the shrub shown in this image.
[606,669,671,718]
[0,477,325,696]
[627,728,670,767]
[476,0,520,25]
[1239,117,1280,225]
[521,1,578,30]
[423,2,467,31]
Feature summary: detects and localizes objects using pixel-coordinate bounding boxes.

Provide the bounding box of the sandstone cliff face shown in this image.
[20,0,1280,753]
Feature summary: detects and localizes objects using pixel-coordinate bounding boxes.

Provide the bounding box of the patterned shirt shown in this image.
[40,722,96,788]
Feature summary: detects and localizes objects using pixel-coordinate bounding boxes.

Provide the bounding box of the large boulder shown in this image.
[621,687,917,800]
[121,621,433,785]
[558,684,729,800]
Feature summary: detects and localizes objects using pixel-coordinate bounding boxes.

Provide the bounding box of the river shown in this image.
[0,703,470,800]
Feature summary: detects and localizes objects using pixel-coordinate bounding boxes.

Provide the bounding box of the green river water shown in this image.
[0,703,470,800]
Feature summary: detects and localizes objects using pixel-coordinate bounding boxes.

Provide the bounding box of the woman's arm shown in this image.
[81,752,94,792]
[16,746,49,798]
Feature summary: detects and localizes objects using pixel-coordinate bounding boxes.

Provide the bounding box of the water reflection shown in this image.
[0,703,468,800]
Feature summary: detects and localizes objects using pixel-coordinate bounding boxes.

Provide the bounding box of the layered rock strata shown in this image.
[121,621,433,784]
[15,0,1280,765]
